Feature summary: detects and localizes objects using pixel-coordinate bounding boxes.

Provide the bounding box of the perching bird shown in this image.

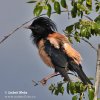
[26,17,92,85]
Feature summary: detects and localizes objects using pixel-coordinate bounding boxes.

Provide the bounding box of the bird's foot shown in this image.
[39,72,59,85]
[40,78,48,85]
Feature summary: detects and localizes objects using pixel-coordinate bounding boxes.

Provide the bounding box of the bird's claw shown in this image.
[40,78,47,85]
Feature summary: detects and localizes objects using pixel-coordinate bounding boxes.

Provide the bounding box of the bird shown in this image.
[26,17,92,85]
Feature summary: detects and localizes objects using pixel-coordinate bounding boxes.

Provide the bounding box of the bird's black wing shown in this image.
[44,40,68,68]
[44,40,70,81]
[44,39,92,85]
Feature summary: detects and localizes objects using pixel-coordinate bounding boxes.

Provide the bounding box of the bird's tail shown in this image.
[70,62,93,85]
[55,66,71,82]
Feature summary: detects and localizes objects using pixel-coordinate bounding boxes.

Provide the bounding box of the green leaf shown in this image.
[72,95,78,100]
[57,82,64,95]
[34,6,43,16]
[77,3,90,14]
[69,82,76,94]
[96,5,100,12]
[91,23,97,30]
[71,0,74,6]
[86,27,91,39]
[51,0,55,3]
[86,0,92,6]
[74,32,80,42]
[47,4,52,17]
[78,0,84,4]
[27,0,37,3]
[71,8,77,18]
[61,0,67,8]
[49,84,56,93]
[95,15,100,23]
[54,89,59,95]
[54,1,61,14]
[75,82,81,93]
[77,10,83,17]
[80,83,85,92]
[68,37,73,43]
[86,0,92,10]
[91,22,100,35]
[80,27,87,37]
[75,22,80,29]
[45,0,48,4]
[77,10,81,16]
[97,98,100,100]
[59,87,64,95]
[65,25,74,34]
[88,88,94,100]
[71,2,77,18]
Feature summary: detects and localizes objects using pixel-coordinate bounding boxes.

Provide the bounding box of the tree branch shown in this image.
[32,72,80,86]
[81,38,97,51]
[94,44,100,100]
[83,15,94,21]
[0,18,34,44]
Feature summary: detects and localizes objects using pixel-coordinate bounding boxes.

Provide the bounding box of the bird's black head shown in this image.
[28,17,57,45]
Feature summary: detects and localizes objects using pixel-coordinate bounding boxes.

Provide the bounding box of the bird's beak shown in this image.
[24,25,34,30]
[24,25,31,29]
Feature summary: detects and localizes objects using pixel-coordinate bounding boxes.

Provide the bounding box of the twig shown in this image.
[32,80,39,86]
[0,10,68,45]
[83,15,94,21]
[32,72,79,86]
[80,92,84,100]
[0,18,34,44]
[81,38,97,51]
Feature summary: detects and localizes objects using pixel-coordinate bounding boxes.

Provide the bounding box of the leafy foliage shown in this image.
[65,19,100,42]
[27,0,68,17]
[49,81,64,95]
[49,81,94,100]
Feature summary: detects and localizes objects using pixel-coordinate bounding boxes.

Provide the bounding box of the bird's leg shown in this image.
[40,72,59,85]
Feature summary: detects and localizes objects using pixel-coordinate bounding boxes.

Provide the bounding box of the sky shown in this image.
[0,0,100,100]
